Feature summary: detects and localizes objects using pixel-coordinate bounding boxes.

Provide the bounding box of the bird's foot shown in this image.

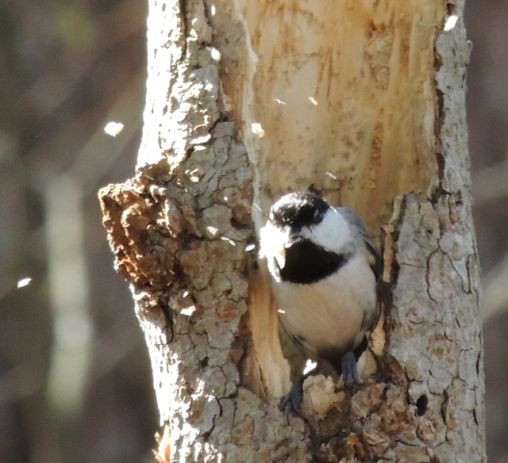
[280,378,304,414]
[341,351,360,384]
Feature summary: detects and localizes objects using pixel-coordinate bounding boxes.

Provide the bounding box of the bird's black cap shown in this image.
[270,192,330,229]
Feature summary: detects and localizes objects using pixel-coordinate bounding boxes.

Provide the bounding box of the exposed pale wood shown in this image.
[221,0,445,228]
[243,269,291,397]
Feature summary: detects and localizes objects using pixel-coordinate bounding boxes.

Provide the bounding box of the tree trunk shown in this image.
[99,1,485,461]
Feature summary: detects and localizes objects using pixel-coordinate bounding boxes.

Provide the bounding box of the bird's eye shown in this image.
[313,209,322,222]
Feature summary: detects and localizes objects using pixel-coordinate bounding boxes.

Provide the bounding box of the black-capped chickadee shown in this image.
[259,192,381,410]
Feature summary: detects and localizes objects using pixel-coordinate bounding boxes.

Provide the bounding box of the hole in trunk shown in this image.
[416,394,428,416]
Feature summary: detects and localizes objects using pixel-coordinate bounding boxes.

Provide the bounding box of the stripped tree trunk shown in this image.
[99,1,485,461]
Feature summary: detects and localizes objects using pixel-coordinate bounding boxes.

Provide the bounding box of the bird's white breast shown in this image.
[273,253,376,358]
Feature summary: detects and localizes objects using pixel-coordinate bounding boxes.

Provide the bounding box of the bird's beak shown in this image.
[274,233,301,270]
[274,246,286,271]
[284,232,302,249]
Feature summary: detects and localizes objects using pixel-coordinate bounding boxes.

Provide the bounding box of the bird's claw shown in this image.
[279,379,304,414]
[341,351,360,384]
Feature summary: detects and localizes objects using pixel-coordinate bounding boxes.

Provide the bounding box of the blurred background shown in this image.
[0,1,506,462]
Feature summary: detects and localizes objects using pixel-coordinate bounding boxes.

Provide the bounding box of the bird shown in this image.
[259,191,381,411]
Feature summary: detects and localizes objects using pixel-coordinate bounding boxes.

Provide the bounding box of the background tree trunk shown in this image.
[99,0,485,461]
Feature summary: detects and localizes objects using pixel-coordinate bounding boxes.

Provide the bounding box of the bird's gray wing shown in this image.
[337,206,391,328]
[336,207,382,281]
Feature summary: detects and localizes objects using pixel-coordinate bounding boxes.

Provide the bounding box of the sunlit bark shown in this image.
[99,1,485,461]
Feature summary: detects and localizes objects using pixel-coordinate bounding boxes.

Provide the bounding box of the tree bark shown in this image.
[99,1,485,462]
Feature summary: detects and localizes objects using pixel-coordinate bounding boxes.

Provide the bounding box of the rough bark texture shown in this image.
[99,0,485,462]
